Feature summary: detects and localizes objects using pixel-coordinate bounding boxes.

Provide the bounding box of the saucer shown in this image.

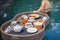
[27,27,38,33]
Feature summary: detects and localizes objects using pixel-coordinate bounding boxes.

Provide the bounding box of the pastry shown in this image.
[29,14,40,18]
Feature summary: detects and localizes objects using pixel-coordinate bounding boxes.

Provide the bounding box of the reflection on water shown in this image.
[43,23,60,40]
[3,13,7,18]
[0,0,60,40]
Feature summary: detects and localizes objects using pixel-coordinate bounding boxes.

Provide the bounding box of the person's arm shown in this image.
[45,0,51,9]
[37,0,46,12]
[33,0,51,13]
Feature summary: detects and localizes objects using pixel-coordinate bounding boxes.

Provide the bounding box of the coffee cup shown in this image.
[33,21,43,30]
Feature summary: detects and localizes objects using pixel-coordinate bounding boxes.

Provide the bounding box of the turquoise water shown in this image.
[0,0,60,40]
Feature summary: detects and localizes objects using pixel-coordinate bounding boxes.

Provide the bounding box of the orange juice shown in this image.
[23,18,27,24]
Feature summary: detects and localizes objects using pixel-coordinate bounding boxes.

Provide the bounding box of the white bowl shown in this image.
[27,27,38,33]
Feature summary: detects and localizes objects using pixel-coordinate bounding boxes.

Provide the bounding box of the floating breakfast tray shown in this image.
[1,12,49,40]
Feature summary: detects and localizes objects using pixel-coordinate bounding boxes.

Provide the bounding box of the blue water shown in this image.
[0,0,60,40]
